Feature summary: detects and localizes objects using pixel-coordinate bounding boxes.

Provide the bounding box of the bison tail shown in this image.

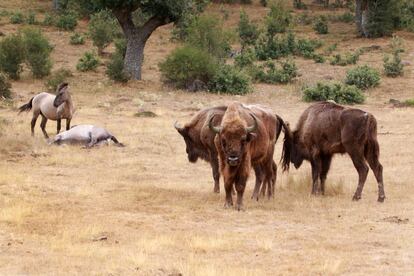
[364,115,380,164]
[111,136,125,147]
[18,97,34,114]
[278,116,293,172]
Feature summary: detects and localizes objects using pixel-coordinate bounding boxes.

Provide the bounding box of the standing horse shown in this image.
[18,83,74,138]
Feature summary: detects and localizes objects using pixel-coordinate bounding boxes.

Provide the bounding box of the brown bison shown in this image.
[209,102,283,210]
[281,101,385,202]
[175,106,283,198]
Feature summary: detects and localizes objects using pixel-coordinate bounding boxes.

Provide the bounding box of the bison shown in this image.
[209,102,283,210]
[281,101,385,202]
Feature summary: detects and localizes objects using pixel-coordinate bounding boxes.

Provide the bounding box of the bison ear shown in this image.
[246,132,257,142]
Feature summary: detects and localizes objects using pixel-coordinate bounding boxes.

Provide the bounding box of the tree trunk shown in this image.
[124,33,146,80]
[355,0,363,35]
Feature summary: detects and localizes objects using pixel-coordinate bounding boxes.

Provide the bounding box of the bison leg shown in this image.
[252,165,264,201]
[310,158,321,195]
[40,115,49,139]
[211,156,220,193]
[349,153,369,201]
[235,177,247,211]
[224,179,234,208]
[57,119,61,134]
[320,154,332,195]
[269,161,277,199]
[366,155,385,202]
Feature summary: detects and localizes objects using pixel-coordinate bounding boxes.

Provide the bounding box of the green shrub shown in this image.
[159,46,218,88]
[0,72,12,99]
[234,48,256,68]
[76,51,99,72]
[405,99,414,106]
[337,12,354,23]
[55,12,78,31]
[44,68,73,92]
[42,13,55,26]
[312,54,325,63]
[70,32,85,45]
[330,49,362,66]
[238,10,259,49]
[106,52,129,83]
[399,0,414,32]
[313,16,328,34]
[26,11,37,25]
[295,12,313,25]
[345,65,380,89]
[383,36,404,77]
[0,33,26,80]
[88,10,119,54]
[293,0,307,9]
[209,64,251,95]
[303,82,365,104]
[365,0,399,38]
[185,15,232,59]
[114,38,127,57]
[10,11,24,24]
[265,1,292,36]
[21,27,53,78]
[253,59,298,84]
[295,38,323,58]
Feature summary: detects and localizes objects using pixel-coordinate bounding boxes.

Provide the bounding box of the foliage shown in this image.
[238,10,259,49]
[76,51,99,72]
[312,54,325,63]
[405,99,414,106]
[293,0,307,10]
[337,12,354,23]
[345,65,380,90]
[55,12,78,31]
[295,38,323,58]
[265,1,292,36]
[260,0,267,7]
[399,0,414,32]
[252,59,298,84]
[10,11,24,24]
[234,48,256,68]
[383,35,404,77]
[21,27,53,78]
[159,46,218,88]
[26,11,37,25]
[365,0,400,38]
[209,64,251,95]
[70,32,85,45]
[185,15,232,59]
[106,53,129,83]
[0,72,12,99]
[88,9,119,54]
[303,82,365,104]
[330,49,362,66]
[313,16,328,34]
[42,13,55,26]
[0,33,26,80]
[295,12,313,25]
[44,68,73,92]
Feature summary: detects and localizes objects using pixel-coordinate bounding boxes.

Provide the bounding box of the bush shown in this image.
[159,46,218,88]
[70,32,85,45]
[312,54,325,63]
[293,0,307,9]
[365,0,400,38]
[21,27,53,78]
[106,53,129,83]
[399,0,414,32]
[253,59,298,84]
[235,49,256,68]
[42,13,55,26]
[10,11,24,24]
[265,1,292,36]
[26,11,37,25]
[313,16,328,34]
[76,51,99,72]
[238,10,259,49]
[55,12,78,31]
[345,65,380,89]
[295,12,313,25]
[209,64,251,95]
[383,36,404,77]
[0,73,12,99]
[88,10,119,54]
[405,99,414,106]
[330,49,362,66]
[0,33,26,80]
[185,15,232,59]
[337,12,354,23]
[303,82,365,104]
[44,68,73,92]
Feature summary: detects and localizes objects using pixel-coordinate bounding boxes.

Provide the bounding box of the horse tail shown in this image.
[111,136,125,147]
[18,97,34,114]
[275,114,284,142]
[279,117,293,172]
[364,114,380,164]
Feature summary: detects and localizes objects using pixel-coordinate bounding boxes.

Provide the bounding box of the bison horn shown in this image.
[208,115,222,134]
[246,114,258,133]
[174,121,184,131]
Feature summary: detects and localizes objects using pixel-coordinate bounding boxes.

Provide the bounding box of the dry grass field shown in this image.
[1,1,414,275]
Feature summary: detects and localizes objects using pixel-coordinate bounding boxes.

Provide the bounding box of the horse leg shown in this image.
[349,152,369,201]
[252,165,264,201]
[211,154,220,193]
[320,154,332,196]
[66,118,71,130]
[31,113,39,136]
[366,153,385,202]
[310,157,321,195]
[57,119,61,134]
[40,115,49,139]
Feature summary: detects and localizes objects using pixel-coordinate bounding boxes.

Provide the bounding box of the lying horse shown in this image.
[18,83,74,138]
[49,124,124,148]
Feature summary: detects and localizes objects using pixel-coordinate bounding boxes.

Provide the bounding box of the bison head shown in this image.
[174,122,201,163]
[291,131,305,169]
[209,114,257,167]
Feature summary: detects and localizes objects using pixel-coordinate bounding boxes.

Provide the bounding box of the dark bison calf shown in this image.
[281,101,385,202]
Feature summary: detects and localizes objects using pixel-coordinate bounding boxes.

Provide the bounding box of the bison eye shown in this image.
[221,139,226,147]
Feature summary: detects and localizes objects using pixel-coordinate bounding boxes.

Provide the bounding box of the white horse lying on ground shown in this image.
[49,124,124,148]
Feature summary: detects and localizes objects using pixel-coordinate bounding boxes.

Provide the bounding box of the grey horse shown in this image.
[49,124,124,148]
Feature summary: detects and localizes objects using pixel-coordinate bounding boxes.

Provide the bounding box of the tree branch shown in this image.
[138,15,171,42]
[112,9,136,38]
